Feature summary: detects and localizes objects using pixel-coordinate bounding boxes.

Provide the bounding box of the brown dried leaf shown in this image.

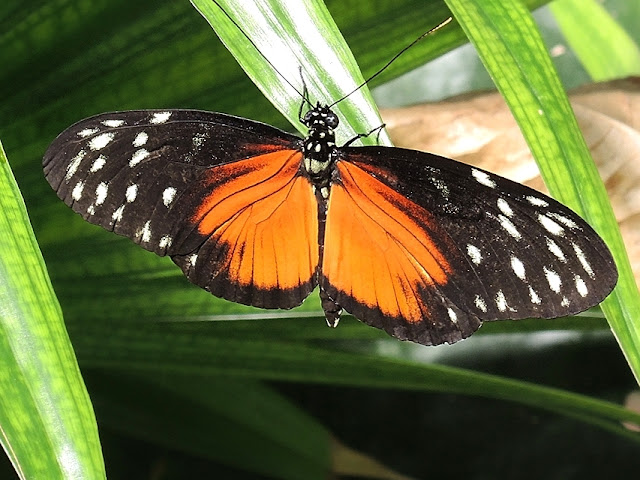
[381,77,640,282]
[331,435,415,480]
[623,390,640,432]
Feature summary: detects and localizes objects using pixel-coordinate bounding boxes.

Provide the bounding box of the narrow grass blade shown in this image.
[0,142,105,479]
[70,319,640,444]
[550,0,640,81]
[191,0,389,145]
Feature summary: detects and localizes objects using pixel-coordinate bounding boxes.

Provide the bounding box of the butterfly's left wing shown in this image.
[44,110,319,310]
[321,146,617,346]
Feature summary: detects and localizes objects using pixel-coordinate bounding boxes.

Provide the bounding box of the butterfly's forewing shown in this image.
[321,146,617,346]
[43,110,318,309]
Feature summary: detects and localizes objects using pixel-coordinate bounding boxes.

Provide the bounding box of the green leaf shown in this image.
[191,0,389,145]
[0,143,105,479]
[443,0,640,382]
[70,319,640,444]
[550,0,640,81]
[89,373,331,479]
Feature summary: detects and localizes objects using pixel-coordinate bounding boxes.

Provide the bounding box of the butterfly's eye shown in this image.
[301,110,315,127]
[323,111,339,129]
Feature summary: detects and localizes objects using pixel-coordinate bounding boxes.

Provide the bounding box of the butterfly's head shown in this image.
[302,103,339,130]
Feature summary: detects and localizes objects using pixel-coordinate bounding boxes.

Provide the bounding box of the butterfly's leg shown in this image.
[298,66,309,122]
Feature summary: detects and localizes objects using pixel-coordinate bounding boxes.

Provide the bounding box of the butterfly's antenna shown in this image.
[210,0,312,108]
[328,17,453,108]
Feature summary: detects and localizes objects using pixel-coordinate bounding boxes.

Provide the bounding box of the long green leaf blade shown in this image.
[70,319,640,443]
[191,0,390,145]
[550,0,640,81]
[0,143,104,478]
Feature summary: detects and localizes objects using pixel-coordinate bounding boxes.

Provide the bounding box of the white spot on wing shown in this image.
[90,155,107,173]
[544,266,562,293]
[95,182,108,205]
[162,187,177,207]
[548,212,579,229]
[188,254,198,267]
[528,286,541,304]
[474,295,487,313]
[538,214,565,236]
[129,148,149,167]
[497,198,513,217]
[511,256,526,280]
[526,196,549,207]
[498,214,522,239]
[472,168,496,188]
[78,127,99,138]
[575,275,588,297]
[159,235,173,249]
[112,205,125,222]
[496,290,507,312]
[65,150,86,180]
[447,308,458,324]
[572,243,594,278]
[546,237,566,262]
[133,131,148,147]
[466,244,483,265]
[71,181,84,201]
[88,132,115,151]
[138,220,152,243]
[102,119,125,128]
[126,184,138,203]
[150,111,172,124]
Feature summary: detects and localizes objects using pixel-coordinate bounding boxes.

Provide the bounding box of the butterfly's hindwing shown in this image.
[170,148,319,308]
[321,158,482,345]
[319,146,617,345]
[43,109,318,309]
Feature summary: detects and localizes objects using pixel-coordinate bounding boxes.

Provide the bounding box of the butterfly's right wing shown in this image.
[321,145,617,346]
[43,110,319,309]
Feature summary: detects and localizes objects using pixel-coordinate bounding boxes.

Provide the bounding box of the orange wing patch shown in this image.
[175,149,318,308]
[322,161,452,324]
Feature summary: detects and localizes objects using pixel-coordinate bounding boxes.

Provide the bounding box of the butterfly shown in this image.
[42,99,618,346]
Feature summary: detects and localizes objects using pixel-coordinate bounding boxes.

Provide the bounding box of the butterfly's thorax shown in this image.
[300,103,339,194]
